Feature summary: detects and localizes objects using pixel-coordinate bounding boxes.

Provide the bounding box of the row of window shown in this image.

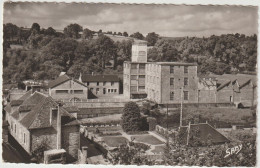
[56,90,84,94]
[86,82,115,86]
[89,88,117,94]
[170,91,189,100]
[170,66,189,74]
[11,122,27,144]
[131,64,146,69]
[170,78,189,86]
[147,64,160,73]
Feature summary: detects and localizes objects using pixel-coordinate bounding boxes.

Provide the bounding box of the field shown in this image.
[131,135,163,145]
[102,136,129,147]
[159,107,255,128]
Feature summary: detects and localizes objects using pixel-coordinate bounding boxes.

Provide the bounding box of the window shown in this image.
[131,75,137,80]
[170,66,174,73]
[111,89,114,93]
[139,64,145,69]
[170,78,174,86]
[132,64,138,69]
[103,88,106,94]
[139,75,145,78]
[74,90,83,94]
[96,88,99,94]
[170,92,174,100]
[108,89,111,93]
[23,133,26,144]
[103,82,106,86]
[184,91,189,100]
[56,90,68,94]
[111,82,114,86]
[184,78,188,86]
[114,89,117,93]
[87,82,89,86]
[97,82,99,86]
[184,66,188,73]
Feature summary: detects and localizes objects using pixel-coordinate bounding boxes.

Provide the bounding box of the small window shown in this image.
[170,78,174,86]
[23,133,26,144]
[184,91,189,100]
[139,75,145,78]
[111,89,114,93]
[87,82,89,86]
[74,90,83,94]
[111,82,114,86]
[170,66,174,73]
[56,90,68,94]
[108,89,110,93]
[114,89,117,93]
[184,66,188,73]
[184,78,188,86]
[170,92,174,100]
[131,64,138,69]
[97,82,99,86]
[139,64,145,69]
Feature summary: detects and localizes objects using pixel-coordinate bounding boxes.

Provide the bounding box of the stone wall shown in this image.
[62,125,80,159]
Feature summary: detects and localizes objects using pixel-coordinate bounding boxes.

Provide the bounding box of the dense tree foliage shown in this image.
[148,34,257,74]
[3,22,257,84]
[121,102,143,132]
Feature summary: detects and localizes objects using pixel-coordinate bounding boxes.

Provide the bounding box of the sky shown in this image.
[3,2,258,37]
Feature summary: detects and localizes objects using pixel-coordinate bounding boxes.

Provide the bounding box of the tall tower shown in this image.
[131,40,147,62]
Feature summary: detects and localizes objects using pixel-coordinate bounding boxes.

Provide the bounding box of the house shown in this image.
[79,74,120,97]
[4,91,81,161]
[198,76,217,103]
[214,74,257,106]
[48,74,88,101]
[179,123,230,146]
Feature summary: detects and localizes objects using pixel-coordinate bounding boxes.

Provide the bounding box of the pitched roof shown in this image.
[81,74,120,82]
[180,123,230,146]
[10,100,24,106]
[48,75,71,88]
[48,74,88,88]
[7,91,80,129]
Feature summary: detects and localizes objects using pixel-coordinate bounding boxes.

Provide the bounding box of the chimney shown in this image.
[79,73,82,82]
[50,105,61,149]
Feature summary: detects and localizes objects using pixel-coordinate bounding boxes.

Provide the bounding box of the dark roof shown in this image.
[8,91,80,129]
[81,75,120,83]
[19,90,33,100]
[10,100,24,106]
[48,74,88,88]
[48,75,71,88]
[64,106,80,113]
[180,123,230,145]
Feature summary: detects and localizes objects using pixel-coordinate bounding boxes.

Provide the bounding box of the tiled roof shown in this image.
[48,75,71,88]
[19,90,33,100]
[10,100,24,106]
[4,104,11,113]
[180,123,230,145]
[48,74,88,88]
[81,74,120,82]
[8,91,80,129]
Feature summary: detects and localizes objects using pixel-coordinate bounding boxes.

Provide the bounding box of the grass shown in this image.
[131,135,163,145]
[151,145,165,154]
[102,136,129,147]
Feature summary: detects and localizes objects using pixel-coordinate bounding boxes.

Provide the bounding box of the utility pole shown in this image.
[166,103,169,130]
[180,87,183,127]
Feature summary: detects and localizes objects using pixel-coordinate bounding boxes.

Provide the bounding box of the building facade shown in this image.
[146,62,199,104]
[4,91,80,161]
[48,74,88,101]
[79,74,120,97]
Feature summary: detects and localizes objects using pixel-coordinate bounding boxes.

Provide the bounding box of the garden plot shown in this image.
[131,135,164,145]
[102,136,129,147]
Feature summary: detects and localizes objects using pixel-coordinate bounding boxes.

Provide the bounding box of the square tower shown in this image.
[131,40,147,62]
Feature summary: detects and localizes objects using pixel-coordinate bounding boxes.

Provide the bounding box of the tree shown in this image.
[44,27,57,36]
[82,28,93,40]
[130,32,144,40]
[3,23,19,41]
[146,32,159,46]
[94,35,117,68]
[31,23,40,33]
[64,23,83,38]
[123,32,128,37]
[118,32,122,36]
[121,101,143,132]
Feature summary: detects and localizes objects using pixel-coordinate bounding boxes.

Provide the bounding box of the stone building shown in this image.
[123,40,147,99]
[48,74,88,101]
[79,74,120,97]
[198,76,217,103]
[4,91,80,161]
[146,62,198,104]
